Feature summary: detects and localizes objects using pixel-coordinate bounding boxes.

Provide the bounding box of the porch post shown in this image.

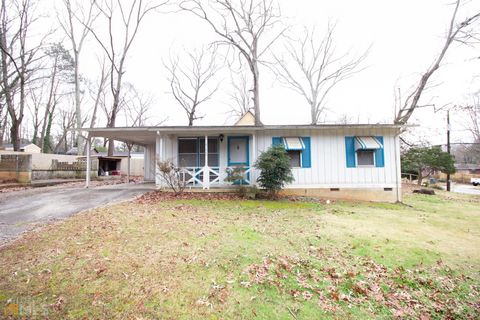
[251,133,256,185]
[203,135,210,189]
[85,135,91,188]
[153,131,164,187]
[127,143,132,183]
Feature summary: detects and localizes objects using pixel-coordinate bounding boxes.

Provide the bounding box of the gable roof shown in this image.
[234,111,256,126]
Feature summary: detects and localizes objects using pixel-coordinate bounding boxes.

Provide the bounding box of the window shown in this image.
[272,136,311,168]
[287,150,301,167]
[345,136,385,168]
[199,138,219,167]
[178,137,219,167]
[356,150,375,166]
[178,138,198,167]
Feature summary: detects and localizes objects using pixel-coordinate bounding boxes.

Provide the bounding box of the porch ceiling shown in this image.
[86,128,157,146]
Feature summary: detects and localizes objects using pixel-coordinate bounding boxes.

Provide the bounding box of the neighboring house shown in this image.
[2,143,41,153]
[455,163,480,175]
[436,163,480,184]
[83,118,402,202]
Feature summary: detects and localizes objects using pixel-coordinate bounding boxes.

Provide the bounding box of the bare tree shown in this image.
[0,0,45,150]
[53,106,76,154]
[58,0,99,155]
[27,86,43,145]
[227,62,253,119]
[79,61,109,156]
[165,47,219,126]
[87,58,109,130]
[464,94,480,143]
[86,0,167,155]
[394,0,480,125]
[121,82,153,127]
[38,43,74,153]
[180,0,285,126]
[273,24,367,124]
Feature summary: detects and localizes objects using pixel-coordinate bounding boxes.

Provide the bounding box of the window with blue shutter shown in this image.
[345,136,385,168]
[345,136,356,168]
[271,136,311,168]
[272,137,283,146]
[374,136,384,168]
[301,137,311,168]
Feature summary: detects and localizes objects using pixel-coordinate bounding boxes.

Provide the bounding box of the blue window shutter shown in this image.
[375,136,385,167]
[345,136,356,168]
[301,137,311,168]
[272,136,283,146]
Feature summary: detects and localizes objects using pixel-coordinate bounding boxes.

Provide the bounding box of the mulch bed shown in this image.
[135,190,330,204]
[135,191,244,204]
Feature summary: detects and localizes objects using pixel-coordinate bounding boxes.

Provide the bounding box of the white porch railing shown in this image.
[179,166,254,189]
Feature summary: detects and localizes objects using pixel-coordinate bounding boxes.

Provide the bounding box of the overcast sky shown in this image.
[47,0,480,145]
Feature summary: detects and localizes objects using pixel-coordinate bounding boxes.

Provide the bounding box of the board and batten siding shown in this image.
[153,128,400,190]
[255,128,399,189]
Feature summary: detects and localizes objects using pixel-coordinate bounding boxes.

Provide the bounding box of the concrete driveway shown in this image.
[0,183,155,245]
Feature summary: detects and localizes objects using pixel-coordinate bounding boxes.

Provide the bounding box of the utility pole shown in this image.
[446,110,451,192]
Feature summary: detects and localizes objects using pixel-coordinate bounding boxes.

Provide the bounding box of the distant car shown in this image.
[472,178,480,186]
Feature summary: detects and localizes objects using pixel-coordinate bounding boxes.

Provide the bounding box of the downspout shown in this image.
[393,132,401,202]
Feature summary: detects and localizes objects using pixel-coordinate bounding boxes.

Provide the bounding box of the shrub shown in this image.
[254,145,294,196]
[237,185,259,199]
[401,146,455,185]
[225,165,247,184]
[156,160,186,194]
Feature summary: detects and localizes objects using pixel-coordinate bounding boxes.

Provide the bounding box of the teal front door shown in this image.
[228,136,249,184]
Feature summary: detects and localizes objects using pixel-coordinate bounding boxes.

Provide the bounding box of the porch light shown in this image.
[219,134,224,142]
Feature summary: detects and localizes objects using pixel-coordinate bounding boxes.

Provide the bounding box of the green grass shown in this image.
[0,191,479,319]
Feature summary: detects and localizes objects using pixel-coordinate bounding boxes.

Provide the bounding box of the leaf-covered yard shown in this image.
[0,191,479,319]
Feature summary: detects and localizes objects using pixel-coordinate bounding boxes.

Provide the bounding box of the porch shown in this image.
[156,134,258,189]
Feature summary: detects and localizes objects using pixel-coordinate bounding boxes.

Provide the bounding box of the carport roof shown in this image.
[80,124,405,146]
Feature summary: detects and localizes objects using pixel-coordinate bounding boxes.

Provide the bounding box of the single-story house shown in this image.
[2,143,41,153]
[82,115,402,202]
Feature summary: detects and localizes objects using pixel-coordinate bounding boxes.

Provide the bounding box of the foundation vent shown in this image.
[330,188,340,191]
[384,188,393,191]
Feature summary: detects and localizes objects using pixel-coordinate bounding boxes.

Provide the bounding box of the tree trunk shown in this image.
[74,51,84,154]
[32,126,38,145]
[311,105,317,125]
[417,169,423,186]
[10,119,20,150]
[40,61,58,150]
[107,97,118,156]
[106,60,124,156]
[252,63,261,126]
[0,111,7,146]
[42,103,55,153]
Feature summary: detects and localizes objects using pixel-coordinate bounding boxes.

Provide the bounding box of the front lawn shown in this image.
[1,191,479,319]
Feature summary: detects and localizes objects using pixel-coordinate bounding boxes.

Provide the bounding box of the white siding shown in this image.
[155,128,400,189]
[256,128,399,188]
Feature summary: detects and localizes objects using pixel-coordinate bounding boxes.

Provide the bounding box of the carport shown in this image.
[82,128,158,187]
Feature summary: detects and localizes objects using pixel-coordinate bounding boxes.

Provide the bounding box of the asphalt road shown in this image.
[0,183,155,245]
[451,183,480,195]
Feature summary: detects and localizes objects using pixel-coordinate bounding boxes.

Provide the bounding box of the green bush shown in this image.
[254,145,294,196]
[401,146,455,186]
